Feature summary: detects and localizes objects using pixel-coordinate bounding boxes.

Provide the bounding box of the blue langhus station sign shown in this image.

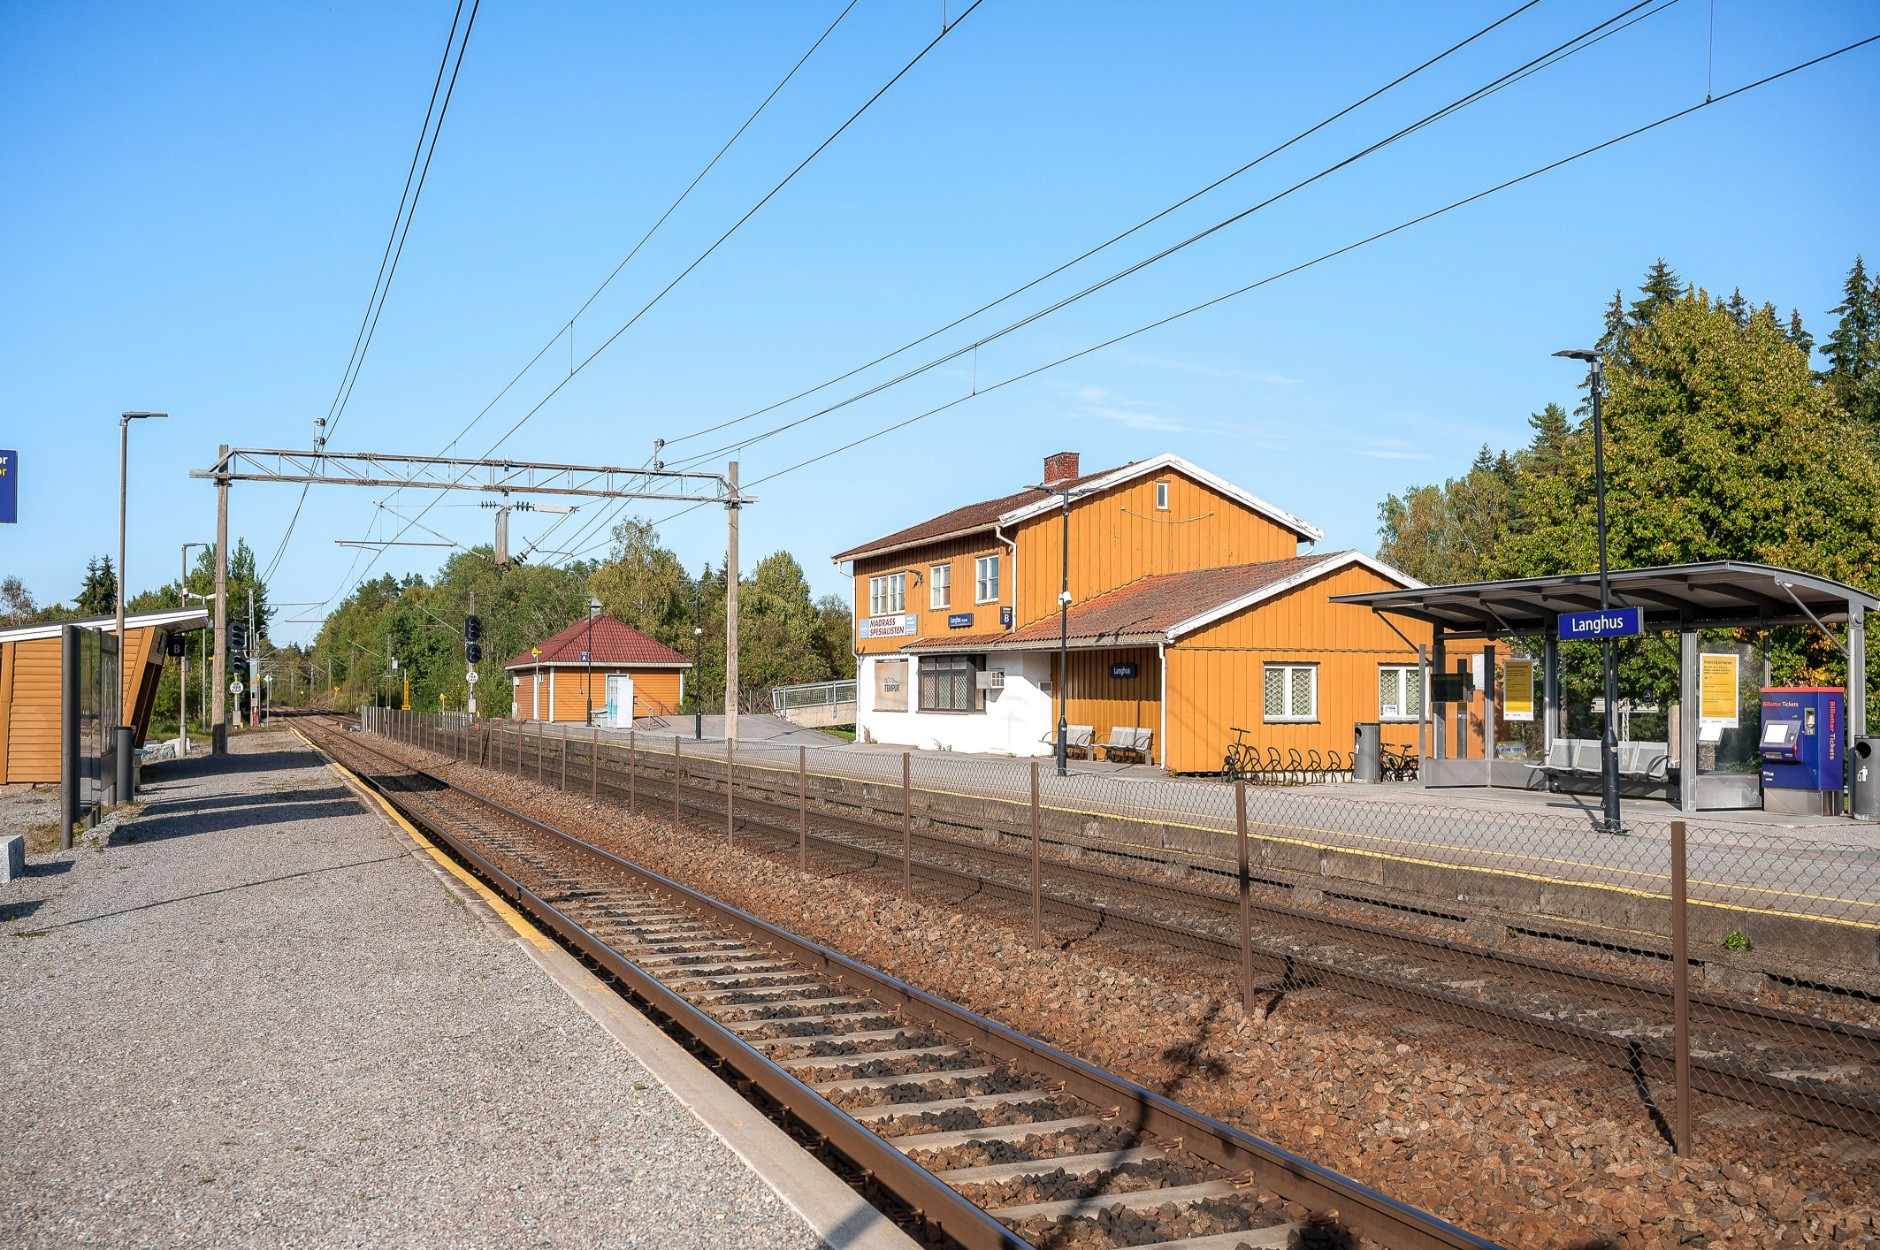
[1558,607,1642,639]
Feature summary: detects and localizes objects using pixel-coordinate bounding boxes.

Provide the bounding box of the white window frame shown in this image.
[1378,664,1422,723]
[974,555,999,604]
[930,563,951,611]
[1154,480,1170,510]
[869,572,906,616]
[1263,662,1319,723]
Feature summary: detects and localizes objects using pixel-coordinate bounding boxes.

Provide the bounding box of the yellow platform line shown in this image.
[297,728,555,953]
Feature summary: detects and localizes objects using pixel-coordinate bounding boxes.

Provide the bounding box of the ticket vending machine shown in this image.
[1759,686,1844,816]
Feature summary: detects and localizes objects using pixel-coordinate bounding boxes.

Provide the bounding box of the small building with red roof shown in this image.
[505,613,690,725]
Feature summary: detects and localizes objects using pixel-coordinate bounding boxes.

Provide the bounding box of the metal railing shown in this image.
[769,679,857,715]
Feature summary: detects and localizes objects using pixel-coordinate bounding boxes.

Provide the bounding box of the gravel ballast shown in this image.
[0,730,827,1249]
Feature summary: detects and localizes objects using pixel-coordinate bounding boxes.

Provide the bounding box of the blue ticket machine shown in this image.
[1759,686,1844,816]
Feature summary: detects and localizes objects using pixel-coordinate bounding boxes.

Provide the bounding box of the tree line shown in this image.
[1375,256,1880,729]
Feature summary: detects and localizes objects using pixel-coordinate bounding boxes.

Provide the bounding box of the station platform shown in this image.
[0,730,904,1249]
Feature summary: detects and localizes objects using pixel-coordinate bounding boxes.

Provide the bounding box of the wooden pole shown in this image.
[595,724,603,801]
[725,460,740,748]
[798,745,807,870]
[1237,779,1254,1012]
[673,735,681,827]
[560,730,568,790]
[725,734,735,843]
[902,751,912,896]
[536,719,544,785]
[1671,818,1692,1156]
[1030,760,1042,947]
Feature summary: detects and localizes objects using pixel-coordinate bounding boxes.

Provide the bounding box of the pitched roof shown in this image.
[506,614,690,670]
[901,550,1412,651]
[830,465,1124,562]
[0,606,210,645]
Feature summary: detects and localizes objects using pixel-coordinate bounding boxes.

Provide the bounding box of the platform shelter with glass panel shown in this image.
[1331,562,1874,813]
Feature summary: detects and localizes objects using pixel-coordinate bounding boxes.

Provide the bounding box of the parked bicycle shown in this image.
[1220,726,1259,783]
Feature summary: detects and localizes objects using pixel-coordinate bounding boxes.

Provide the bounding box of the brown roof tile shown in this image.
[831,464,1126,562]
[506,614,690,669]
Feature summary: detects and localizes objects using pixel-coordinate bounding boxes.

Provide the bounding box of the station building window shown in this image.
[1378,664,1422,722]
[870,572,906,616]
[930,563,951,610]
[1155,481,1170,510]
[975,555,1000,604]
[920,654,983,712]
[1263,662,1318,723]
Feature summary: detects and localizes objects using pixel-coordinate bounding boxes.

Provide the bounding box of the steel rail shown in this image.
[564,740,1880,1138]
[316,723,1504,1250]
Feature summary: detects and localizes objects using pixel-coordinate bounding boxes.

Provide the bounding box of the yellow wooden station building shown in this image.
[833,451,1478,773]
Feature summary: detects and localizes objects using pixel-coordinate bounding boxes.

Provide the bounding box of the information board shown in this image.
[1502,659,1535,722]
[1699,652,1740,729]
[0,450,14,524]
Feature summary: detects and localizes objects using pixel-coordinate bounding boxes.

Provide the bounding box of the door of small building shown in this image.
[605,674,633,726]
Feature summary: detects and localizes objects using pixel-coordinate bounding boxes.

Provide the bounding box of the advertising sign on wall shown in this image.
[1699,652,1740,729]
[858,613,917,639]
[1502,659,1535,722]
[873,659,909,712]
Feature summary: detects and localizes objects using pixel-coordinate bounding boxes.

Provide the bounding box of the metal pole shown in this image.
[1030,760,1042,947]
[116,416,127,682]
[212,447,229,754]
[1591,359,1621,834]
[1057,490,1070,778]
[902,751,912,895]
[1671,818,1692,1155]
[725,460,740,748]
[247,587,257,730]
[798,745,807,870]
[694,582,704,741]
[1237,779,1254,1011]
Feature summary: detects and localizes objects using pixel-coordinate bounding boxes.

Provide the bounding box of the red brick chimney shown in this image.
[1042,451,1081,486]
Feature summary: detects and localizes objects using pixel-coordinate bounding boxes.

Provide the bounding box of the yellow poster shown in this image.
[1699,652,1740,728]
[1503,659,1535,722]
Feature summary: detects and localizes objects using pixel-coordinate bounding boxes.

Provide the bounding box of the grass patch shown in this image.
[820,725,857,742]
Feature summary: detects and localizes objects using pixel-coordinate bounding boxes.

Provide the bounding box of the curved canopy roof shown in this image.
[1329,561,1878,639]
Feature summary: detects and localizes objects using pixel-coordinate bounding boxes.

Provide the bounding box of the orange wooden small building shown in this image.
[0,607,209,784]
[506,614,690,724]
[834,451,1485,772]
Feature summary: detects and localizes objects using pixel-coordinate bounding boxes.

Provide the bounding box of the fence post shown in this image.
[798,745,808,870]
[536,719,544,785]
[1237,779,1254,1012]
[1031,760,1042,948]
[560,731,568,791]
[620,727,627,808]
[726,735,735,844]
[673,735,681,827]
[1671,818,1692,1156]
[902,752,912,896]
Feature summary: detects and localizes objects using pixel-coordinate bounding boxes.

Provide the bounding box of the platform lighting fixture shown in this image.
[586,596,602,726]
[1030,478,1098,778]
[115,411,166,799]
[1554,349,1622,835]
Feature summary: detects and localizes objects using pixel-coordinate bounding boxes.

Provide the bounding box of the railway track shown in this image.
[307,720,1502,1250]
[390,714,1880,1140]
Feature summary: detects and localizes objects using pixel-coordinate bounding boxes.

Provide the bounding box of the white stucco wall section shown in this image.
[856,653,1054,756]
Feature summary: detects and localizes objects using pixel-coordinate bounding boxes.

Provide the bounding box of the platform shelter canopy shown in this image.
[1329,561,1878,640]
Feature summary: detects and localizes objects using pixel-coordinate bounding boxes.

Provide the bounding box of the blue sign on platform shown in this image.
[947,612,974,629]
[1558,607,1642,640]
[0,450,15,524]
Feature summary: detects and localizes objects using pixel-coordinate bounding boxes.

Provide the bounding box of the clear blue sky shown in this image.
[3,1,1875,644]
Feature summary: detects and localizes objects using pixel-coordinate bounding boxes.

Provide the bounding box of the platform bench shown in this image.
[1527,738,1671,786]
[1099,726,1154,764]
[1051,725,1096,759]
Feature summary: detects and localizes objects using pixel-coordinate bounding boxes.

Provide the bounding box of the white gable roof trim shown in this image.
[0,606,211,646]
[1167,551,1422,640]
[996,452,1325,542]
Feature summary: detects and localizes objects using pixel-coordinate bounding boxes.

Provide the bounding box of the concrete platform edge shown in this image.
[305,733,916,1250]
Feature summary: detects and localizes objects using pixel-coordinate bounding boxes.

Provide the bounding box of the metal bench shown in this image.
[1051,725,1096,759]
[1528,738,1671,786]
[1098,726,1154,764]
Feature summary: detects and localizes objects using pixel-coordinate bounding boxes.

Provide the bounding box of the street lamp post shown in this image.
[116,411,166,801]
[1028,483,1083,779]
[693,579,704,741]
[1555,349,1622,834]
[586,596,601,725]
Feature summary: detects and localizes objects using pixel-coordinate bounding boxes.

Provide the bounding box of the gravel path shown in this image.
[0,730,827,1249]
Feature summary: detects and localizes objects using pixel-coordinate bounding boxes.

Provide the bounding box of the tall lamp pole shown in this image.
[586,596,600,725]
[693,578,704,741]
[1555,349,1622,834]
[1029,481,1086,779]
[180,542,207,756]
[116,411,166,799]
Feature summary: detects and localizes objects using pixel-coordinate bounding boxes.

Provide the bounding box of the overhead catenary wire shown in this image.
[661,0,1679,476]
[262,0,480,584]
[305,2,984,622]
[584,30,1878,556]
